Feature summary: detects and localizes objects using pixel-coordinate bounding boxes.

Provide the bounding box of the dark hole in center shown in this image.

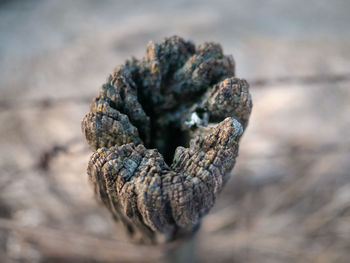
[135,83,190,165]
[152,122,188,165]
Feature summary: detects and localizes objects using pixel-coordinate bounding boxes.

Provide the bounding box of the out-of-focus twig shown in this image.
[1,73,349,112]
[37,137,83,171]
[0,217,164,262]
[249,73,350,87]
[0,95,93,111]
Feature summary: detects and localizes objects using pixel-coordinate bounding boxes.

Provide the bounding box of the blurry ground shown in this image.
[0,0,350,262]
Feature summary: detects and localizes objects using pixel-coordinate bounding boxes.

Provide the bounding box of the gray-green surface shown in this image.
[0,0,349,262]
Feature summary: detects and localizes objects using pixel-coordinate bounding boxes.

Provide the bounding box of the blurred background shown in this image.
[0,0,349,262]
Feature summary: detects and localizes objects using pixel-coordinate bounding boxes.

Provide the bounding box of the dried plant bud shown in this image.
[82,36,252,243]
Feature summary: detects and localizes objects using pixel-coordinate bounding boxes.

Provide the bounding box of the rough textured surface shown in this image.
[2,1,350,262]
[82,36,252,243]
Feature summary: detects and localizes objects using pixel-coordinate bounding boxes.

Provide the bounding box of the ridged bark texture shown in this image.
[82,36,252,243]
